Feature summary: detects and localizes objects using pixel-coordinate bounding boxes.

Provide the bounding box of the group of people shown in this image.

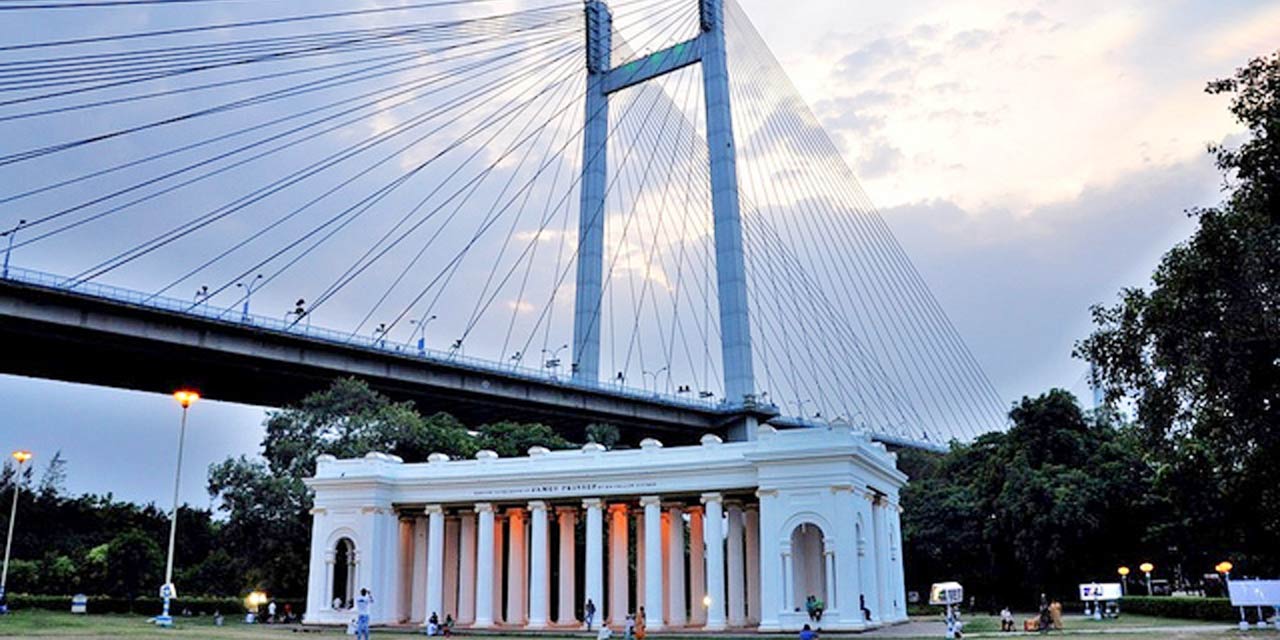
[424,611,454,636]
[804,594,825,622]
[585,601,648,640]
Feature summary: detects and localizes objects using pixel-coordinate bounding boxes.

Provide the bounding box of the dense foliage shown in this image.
[900,390,1153,608]
[0,377,579,599]
[1075,51,1280,576]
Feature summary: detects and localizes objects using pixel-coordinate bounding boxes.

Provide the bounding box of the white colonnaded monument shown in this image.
[302,423,909,631]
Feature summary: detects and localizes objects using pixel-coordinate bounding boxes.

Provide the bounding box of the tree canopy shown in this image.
[1074,51,1280,575]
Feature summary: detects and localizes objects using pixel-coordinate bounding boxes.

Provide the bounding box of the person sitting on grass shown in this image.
[800,623,818,640]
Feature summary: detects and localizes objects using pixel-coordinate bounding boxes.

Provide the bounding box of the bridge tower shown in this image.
[573,0,758,437]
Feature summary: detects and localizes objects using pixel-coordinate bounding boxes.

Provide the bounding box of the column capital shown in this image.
[743,503,758,513]
[506,506,527,517]
[830,483,856,494]
[639,495,662,507]
[475,502,495,513]
[425,504,444,515]
[684,505,704,516]
[755,488,778,498]
[582,497,604,510]
[528,500,549,512]
[607,503,629,514]
[700,492,724,505]
[725,499,744,510]
[664,501,685,511]
[555,505,579,517]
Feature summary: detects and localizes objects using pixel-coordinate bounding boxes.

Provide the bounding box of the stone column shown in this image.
[412,516,428,622]
[458,512,478,625]
[493,513,506,624]
[702,493,727,631]
[855,495,876,623]
[607,504,629,626]
[443,515,460,618]
[425,505,446,622]
[661,511,671,624]
[584,499,604,627]
[528,502,550,628]
[781,544,793,610]
[473,504,496,628]
[872,499,888,623]
[744,506,761,625]
[688,507,706,626]
[666,504,687,627]
[556,507,578,625]
[399,518,415,622]
[506,508,527,625]
[635,508,645,609]
[726,502,746,627]
[823,538,837,612]
[641,496,664,631]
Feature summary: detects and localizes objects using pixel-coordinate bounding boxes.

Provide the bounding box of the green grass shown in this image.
[0,610,345,638]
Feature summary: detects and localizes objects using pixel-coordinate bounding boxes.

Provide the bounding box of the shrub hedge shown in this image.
[1120,596,1240,622]
[6,594,306,617]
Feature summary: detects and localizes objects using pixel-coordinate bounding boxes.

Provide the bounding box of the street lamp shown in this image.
[1,219,26,279]
[1118,566,1130,595]
[542,344,567,375]
[409,315,437,355]
[642,366,668,394]
[235,274,264,322]
[1,450,33,610]
[156,390,199,627]
[1139,562,1154,596]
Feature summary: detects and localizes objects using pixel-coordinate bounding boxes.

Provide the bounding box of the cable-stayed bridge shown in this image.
[0,0,1005,450]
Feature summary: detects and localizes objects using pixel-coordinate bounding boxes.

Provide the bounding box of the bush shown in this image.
[6,594,244,615]
[1121,596,1237,621]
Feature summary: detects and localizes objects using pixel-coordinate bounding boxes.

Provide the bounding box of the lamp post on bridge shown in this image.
[1,219,26,279]
[156,390,199,627]
[1,450,33,612]
[409,315,437,355]
[235,274,263,322]
[642,366,668,395]
[543,344,567,377]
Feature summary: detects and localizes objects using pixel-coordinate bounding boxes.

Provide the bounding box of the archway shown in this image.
[332,537,356,609]
[790,523,826,610]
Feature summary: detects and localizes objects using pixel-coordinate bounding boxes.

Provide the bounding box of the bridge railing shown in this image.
[3,266,729,412]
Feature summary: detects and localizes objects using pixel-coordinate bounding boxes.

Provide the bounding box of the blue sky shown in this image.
[1,0,1274,508]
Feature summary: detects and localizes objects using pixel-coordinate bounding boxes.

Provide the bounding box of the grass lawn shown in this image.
[1,610,1277,640]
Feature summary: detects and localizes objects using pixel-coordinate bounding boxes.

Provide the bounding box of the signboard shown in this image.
[71,594,88,614]
[930,582,964,606]
[1228,580,1280,607]
[1079,583,1123,601]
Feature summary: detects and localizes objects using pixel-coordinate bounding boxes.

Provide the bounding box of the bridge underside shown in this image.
[0,280,776,444]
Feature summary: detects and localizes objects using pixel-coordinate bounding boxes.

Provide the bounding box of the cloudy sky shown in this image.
[2,0,1275,508]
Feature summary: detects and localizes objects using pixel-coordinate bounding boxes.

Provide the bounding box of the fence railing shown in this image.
[2,266,729,412]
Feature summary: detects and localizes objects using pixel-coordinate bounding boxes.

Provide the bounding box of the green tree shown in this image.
[475,421,575,457]
[585,423,621,449]
[104,529,163,600]
[901,390,1152,607]
[1075,51,1280,574]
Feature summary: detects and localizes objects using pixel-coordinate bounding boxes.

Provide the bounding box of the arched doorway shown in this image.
[790,523,826,610]
[332,537,356,609]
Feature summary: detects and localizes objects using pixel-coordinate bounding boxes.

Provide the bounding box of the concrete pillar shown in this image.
[636,509,645,609]
[458,512,477,625]
[425,505,446,622]
[607,504,629,626]
[744,506,761,625]
[872,499,888,623]
[661,511,671,624]
[688,507,706,626]
[412,516,428,622]
[666,504,687,627]
[781,544,793,611]
[584,499,604,628]
[641,496,664,631]
[557,507,578,625]
[443,516,460,619]
[398,518,415,622]
[493,513,506,624]
[702,493,727,631]
[726,502,746,626]
[506,508,527,625]
[473,504,495,628]
[528,502,550,628]
[824,538,837,612]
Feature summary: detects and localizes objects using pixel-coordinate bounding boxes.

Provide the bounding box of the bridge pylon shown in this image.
[572,0,759,439]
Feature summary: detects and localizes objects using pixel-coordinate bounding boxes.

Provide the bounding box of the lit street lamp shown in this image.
[1,450,33,611]
[156,390,199,627]
[1118,566,1130,595]
[1139,562,1154,596]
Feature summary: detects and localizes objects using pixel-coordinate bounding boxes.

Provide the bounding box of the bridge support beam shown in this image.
[573,0,757,433]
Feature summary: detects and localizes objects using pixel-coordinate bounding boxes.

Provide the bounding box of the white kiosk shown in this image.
[302,424,910,632]
[930,581,964,639]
